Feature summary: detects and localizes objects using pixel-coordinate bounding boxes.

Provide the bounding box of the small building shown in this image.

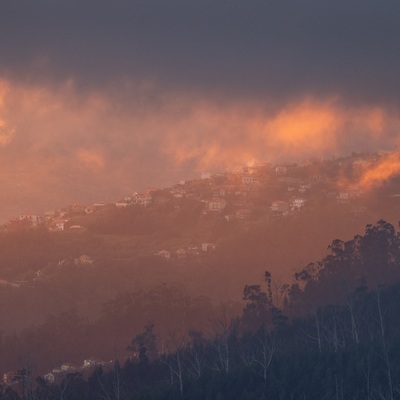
[241,176,260,186]
[44,210,56,220]
[299,183,312,193]
[208,199,227,212]
[291,198,306,209]
[275,165,287,175]
[201,171,212,180]
[133,192,152,207]
[93,202,107,210]
[44,373,55,383]
[176,248,187,259]
[75,254,94,265]
[212,188,226,197]
[187,246,200,256]
[49,218,69,232]
[242,166,258,174]
[83,358,105,369]
[69,225,86,232]
[3,371,22,385]
[115,201,130,208]
[301,158,320,167]
[60,363,78,373]
[18,214,43,227]
[157,250,171,260]
[202,243,216,252]
[271,200,289,213]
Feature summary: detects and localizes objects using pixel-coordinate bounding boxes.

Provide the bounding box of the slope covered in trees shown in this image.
[3,220,400,399]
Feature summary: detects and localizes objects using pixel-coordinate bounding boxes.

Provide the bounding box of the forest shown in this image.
[2,220,400,399]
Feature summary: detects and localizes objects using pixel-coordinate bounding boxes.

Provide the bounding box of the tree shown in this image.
[127,322,158,364]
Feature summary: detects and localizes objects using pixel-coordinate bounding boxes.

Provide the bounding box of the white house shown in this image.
[83,358,105,368]
[275,165,287,175]
[299,183,312,193]
[157,250,171,260]
[241,176,260,186]
[50,218,69,231]
[60,363,78,372]
[44,373,55,383]
[133,192,152,207]
[208,199,227,212]
[115,201,130,208]
[271,200,289,213]
[201,171,212,180]
[291,198,306,209]
[176,248,187,259]
[202,243,216,252]
[75,254,94,265]
[18,214,43,227]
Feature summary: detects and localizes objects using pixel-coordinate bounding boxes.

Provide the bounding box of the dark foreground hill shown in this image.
[2,220,400,399]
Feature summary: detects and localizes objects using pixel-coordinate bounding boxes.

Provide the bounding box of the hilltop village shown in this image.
[3,152,379,235]
[0,152,391,288]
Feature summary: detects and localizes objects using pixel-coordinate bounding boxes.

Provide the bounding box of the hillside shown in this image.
[1,153,400,334]
[3,219,400,399]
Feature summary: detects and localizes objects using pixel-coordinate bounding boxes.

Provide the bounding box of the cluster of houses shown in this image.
[3,154,376,234]
[0,279,25,289]
[57,254,95,268]
[2,190,158,232]
[156,243,216,261]
[3,358,110,387]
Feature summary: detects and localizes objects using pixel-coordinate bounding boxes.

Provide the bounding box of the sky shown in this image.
[1,0,400,220]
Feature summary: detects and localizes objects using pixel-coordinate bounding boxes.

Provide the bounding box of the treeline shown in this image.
[288,219,400,314]
[0,284,240,374]
[3,280,400,399]
[3,220,400,399]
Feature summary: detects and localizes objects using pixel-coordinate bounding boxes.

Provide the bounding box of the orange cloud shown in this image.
[0,80,10,107]
[162,97,400,171]
[0,119,14,146]
[358,152,400,190]
[1,75,400,220]
[265,99,340,153]
[364,108,386,134]
[76,149,105,170]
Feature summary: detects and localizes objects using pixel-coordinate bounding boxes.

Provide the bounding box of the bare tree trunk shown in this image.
[314,311,322,353]
[377,287,393,400]
[209,310,235,374]
[186,343,204,379]
[347,296,360,345]
[361,354,371,400]
[253,331,277,382]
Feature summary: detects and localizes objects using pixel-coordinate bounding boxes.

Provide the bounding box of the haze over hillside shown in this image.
[1,1,400,224]
[1,152,400,336]
[2,2,400,398]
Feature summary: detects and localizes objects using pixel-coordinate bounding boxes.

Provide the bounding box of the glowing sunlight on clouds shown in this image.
[76,149,106,170]
[358,152,400,191]
[0,119,14,146]
[1,76,400,220]
[264,100,339,154]
[163,98,400,172]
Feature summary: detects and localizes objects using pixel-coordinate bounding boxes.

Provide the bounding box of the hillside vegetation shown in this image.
[2,219,400,399]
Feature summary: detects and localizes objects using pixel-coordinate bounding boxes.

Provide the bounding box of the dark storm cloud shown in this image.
[1,0,400,104]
